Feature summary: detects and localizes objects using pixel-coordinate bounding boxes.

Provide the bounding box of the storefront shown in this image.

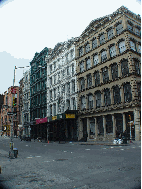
[47,110,78,142]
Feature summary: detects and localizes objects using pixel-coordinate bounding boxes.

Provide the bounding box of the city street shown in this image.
[0,136,141,189]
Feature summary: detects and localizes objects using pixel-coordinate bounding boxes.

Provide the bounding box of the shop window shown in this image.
[80,78,85,90]
[81,96,86,110]
[101,50,107,62]
[88,94,93,109]
[93,54,99,66]
[108,29,114,40]
[86,58,91,70]
[79,47,83,56]
[106,115,113,133]
[92,38,97,49]
[109,45,116,57]
[124,83,132,102]
[96,91,101,108]
[102,67,109,83]
[116,23,123,34]
[121,59,129,76]
[80,61,84,72]
[130,41,136,51]
[104,89,111,106]
[90,119,95,135]
[94,71,100,87]
[100,34,105,45]
[87,74,92,88]
[85,43,90,53]
[113,86,121,104]
[111,63,118,80]
[119,40,126,53]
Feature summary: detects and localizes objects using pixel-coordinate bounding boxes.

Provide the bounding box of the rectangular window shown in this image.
[50,65,52,73]
[94,72,100,87]
[80,78,85,90]
[72,98,76,110]
[135,28,140,36]
[130,41,136,51]
[92,38,97,49]
[109,45,116,57]
[116,23,123,34]
[127,24,133,31]
[85,43,90,53]
[96,92,101,108]
[50,90,52,100]
[108,29,114,40]
[81,96,86,110]
[88,95,93,109]
[71,49,74,59]
[87,74,92,87]
[67,66,69,75]
[54,89,56,99]
[53,104,56,116]
[72,64,74,76]
[111,64,118,80]
[121,61,129,76]
[79,47,83,56]
[72,80,75,93]
[93,54,99,66]
[102,67,109,83]
[100,34,105,45]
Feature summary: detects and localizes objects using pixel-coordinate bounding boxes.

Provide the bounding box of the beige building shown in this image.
[75,6,141,142]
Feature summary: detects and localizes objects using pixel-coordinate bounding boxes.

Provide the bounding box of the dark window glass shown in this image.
[130,41,136,51]
[109,45,116,57]
[81,96,86,110]
[80,78,85,90]
[85,43,90,53]
[80,62,84,72]
[104,89,111,106]
[93,54,99,66]
[94,71,100,87]
[102,67,109,83]
[86,58,91,70]
[119,41,126,53]
[106,115,113,133]
[113,86,121,104]
[127,24,133,31]
[88,94,93,109]
[124,83,132,102]
[79,47,83,56]
[87,74,92,87]
[134,60,140,75]
[111,63,118,80]
[96,91,101,108]
[121,60,129,76]
[137,83,141,100]
[135,28,140,36]
[101,50,107,62]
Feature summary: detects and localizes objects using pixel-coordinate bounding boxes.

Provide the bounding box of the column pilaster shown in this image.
[134,108,141,141]
[123,113,126,132]
[103,115,106,141]
[94,117,98,140]
[87,117,90,140]
[112,114,116,139]
[120,85,124,103]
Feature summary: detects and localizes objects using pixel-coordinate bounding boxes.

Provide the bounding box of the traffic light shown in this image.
[129,115,131,121]
[13,97,16,107]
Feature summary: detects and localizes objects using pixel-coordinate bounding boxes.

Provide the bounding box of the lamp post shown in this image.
[9,65,30,159]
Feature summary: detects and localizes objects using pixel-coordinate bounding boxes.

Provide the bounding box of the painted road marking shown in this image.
[27,157,33,158]
[35,156,41,157]
[64,151,67,152]
[25,145,28,146]
[111,147,114,148]
[120,149,124,150]
[85,149,90,150]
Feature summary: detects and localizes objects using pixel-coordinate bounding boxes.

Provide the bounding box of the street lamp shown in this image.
[9,65,30,159]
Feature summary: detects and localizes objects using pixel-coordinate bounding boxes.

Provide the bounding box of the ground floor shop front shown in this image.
[78,107,141,141]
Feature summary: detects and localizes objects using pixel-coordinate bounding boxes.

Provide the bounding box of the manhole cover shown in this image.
[56,159,68,161]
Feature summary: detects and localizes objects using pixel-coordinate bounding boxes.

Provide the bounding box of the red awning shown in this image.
[36,117,47,124]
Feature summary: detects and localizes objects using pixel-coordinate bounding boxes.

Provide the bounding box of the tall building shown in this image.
[76,6,141,141]
[30,47,52,140]
[22,69,31,137]
[1,86,20,137]
[46,38,78,141]
[0,94,4,132]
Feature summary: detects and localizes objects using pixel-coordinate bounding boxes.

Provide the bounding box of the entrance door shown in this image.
[82,118,87,142]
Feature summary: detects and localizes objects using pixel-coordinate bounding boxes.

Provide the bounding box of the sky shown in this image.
[0,0,141,94]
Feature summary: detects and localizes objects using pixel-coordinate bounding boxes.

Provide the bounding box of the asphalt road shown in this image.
[0,136,141,189]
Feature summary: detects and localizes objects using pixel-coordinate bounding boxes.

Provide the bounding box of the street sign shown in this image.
[7,112,13,115]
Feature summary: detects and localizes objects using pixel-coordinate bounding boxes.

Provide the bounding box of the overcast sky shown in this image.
[0,0,141,94]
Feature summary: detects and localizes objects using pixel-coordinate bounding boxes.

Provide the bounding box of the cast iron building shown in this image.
[46,39,78,141]
[76,6,141,142]
[30,47,51,140]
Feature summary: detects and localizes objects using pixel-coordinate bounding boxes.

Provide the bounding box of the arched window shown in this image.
[121,59,129,76]
[94,71,100,87]
[92,38,97,49]
[88,94,93,109]
[79,47,83,56]
[109,45,116,57]
[111,63,118,80]
[102,67,109,83]
[101,50,107,62]
[104,88,111,106]
[95,91,101,108]
[99,34,105,45]
[119,40,126,53]
[124,83,132,102]
[113,86,121,104]
[87,74,92,87]
[80,61,84,72]
[134,59,140,75]
[93,54,99,66]
[85,43,90,53]
[86,58,91,70]
[107,28,114,40]
[81,96,86,110]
